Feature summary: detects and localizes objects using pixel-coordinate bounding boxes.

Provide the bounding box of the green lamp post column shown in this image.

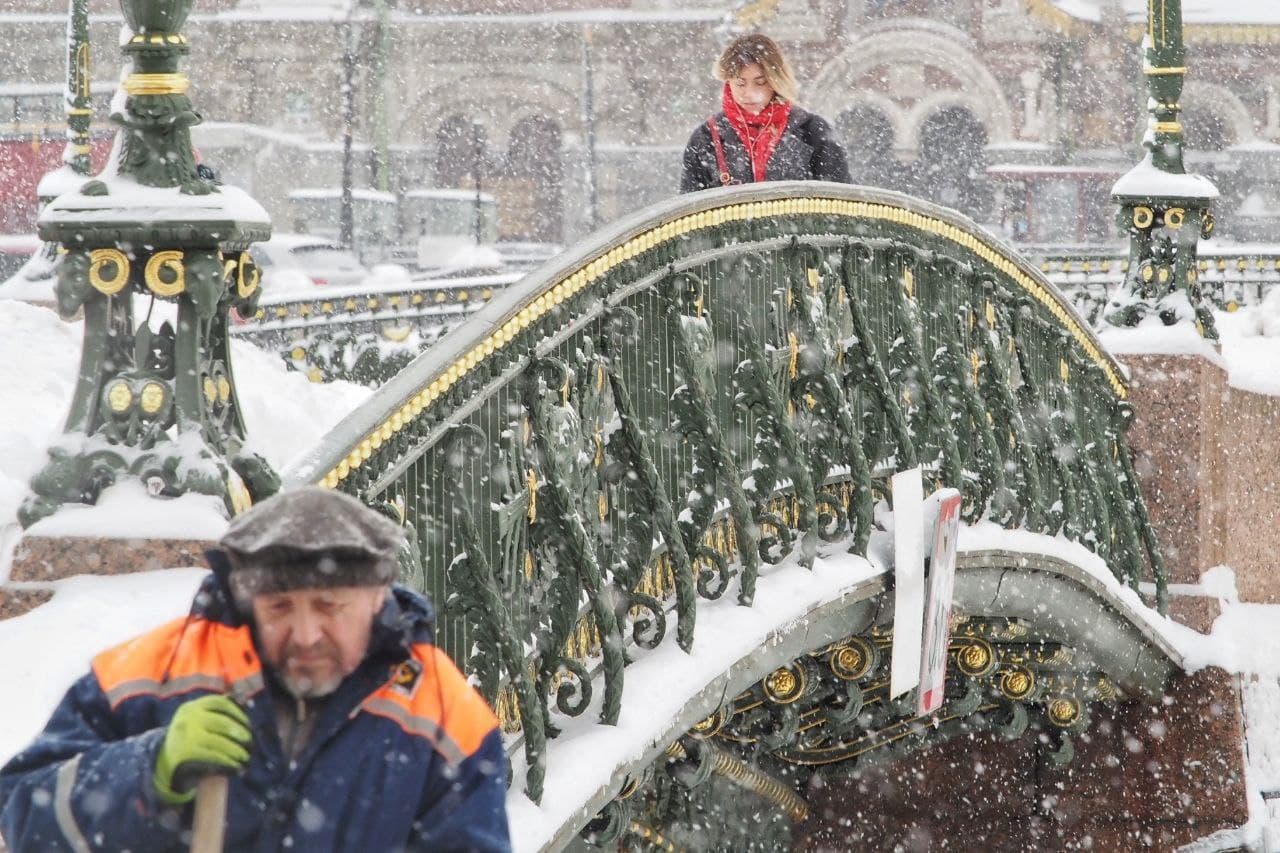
[1106,0,1218,338]
[19,0,277,527]
[63,0,92,178]
[22,0,94,287]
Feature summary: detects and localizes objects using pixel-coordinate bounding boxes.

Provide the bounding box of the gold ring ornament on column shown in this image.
[236,252,259,298]
[89,248,131,295]
[1132,206,1154,229]
[1164,207,1185,229]
[145,250,185,297]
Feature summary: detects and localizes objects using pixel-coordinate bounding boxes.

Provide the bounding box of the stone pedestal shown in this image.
[8,535,213,583]
[1124,353,1280,602]
[0,587,53,620]
[795,668,1248,852]
[0,535,213,621]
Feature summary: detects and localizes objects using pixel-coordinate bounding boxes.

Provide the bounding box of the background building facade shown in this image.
[3,0,1279,248]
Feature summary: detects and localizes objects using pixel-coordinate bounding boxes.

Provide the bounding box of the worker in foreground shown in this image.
[0,487,511,851]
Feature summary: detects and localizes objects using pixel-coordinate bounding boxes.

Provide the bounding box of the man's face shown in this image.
[251,585,387,698]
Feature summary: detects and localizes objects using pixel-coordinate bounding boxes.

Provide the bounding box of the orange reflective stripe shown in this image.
[93,616,262,708]
[362,645,497,763]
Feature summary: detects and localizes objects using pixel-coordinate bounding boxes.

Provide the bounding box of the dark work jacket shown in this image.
[0,571,511,852]
[679,105,852,193]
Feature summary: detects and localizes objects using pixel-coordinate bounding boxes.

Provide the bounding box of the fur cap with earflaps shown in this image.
[217,486,406,603]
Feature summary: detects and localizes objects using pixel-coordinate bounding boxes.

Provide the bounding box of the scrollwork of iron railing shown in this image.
[282,183,1167,803]
[229,271,521,385]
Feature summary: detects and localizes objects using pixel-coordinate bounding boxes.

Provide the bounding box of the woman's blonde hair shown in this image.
[714,33,799,104]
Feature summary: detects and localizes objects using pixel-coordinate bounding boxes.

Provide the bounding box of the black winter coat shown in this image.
[679,106,851,193]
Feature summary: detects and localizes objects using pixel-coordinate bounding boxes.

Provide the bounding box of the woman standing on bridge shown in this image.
[680,33,851,193]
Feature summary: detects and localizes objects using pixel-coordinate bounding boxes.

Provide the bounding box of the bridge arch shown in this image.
[285,182,1169,846]
[511,548,1181,849]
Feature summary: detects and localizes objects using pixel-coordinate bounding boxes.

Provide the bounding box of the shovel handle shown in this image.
[190,774,229,853]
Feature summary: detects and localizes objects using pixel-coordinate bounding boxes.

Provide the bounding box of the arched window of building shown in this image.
[837,105,899,190]
[915,106,989,218]
[1182,108,1234,153]
[435,115,486,190]
[501,116,564,243]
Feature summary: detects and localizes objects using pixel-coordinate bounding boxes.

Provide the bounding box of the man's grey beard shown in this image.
[279,672,343,699]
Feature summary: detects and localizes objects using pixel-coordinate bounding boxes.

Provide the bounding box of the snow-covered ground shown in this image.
[1,295,1280,847]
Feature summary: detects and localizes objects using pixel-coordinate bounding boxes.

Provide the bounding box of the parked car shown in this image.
[249,234,368,293]
[0,234,41,282]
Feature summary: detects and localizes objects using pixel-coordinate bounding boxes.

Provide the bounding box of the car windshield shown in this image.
[0,251,32,280]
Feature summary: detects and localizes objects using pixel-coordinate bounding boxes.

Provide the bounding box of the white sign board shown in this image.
[889,467,925,700]
[917,489,963,716]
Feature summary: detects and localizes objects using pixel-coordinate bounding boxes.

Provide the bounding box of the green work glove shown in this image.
[153,694,253,806]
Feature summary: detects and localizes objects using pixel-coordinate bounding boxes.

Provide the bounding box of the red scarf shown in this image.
[721,83,791,183]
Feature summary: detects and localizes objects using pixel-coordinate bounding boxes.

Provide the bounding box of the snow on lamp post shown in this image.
[19,0,277,527]
[1105,0,1219,338]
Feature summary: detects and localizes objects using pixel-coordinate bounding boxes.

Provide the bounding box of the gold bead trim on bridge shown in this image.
[122,73,190,96]
[318,196,1125,488]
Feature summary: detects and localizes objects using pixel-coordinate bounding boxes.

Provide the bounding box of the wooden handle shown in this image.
[190,775,229,853]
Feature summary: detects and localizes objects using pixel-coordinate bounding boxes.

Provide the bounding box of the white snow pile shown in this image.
[0,569,208,765]
[1100,299,1280,397]
[1215,290,1280,396]
[0,301,82,550]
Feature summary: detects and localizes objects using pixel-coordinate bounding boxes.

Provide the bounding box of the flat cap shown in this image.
[218,486,406,598]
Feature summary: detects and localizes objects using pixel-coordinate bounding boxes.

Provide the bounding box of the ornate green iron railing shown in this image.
[230,271,521,385]
[283,182,1166,803]
[1028,244,1280,325]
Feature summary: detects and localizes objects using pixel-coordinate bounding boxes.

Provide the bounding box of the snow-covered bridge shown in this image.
[281,182,1193,849]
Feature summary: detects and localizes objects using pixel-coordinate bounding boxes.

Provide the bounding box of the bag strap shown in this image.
[707,117,735,186]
